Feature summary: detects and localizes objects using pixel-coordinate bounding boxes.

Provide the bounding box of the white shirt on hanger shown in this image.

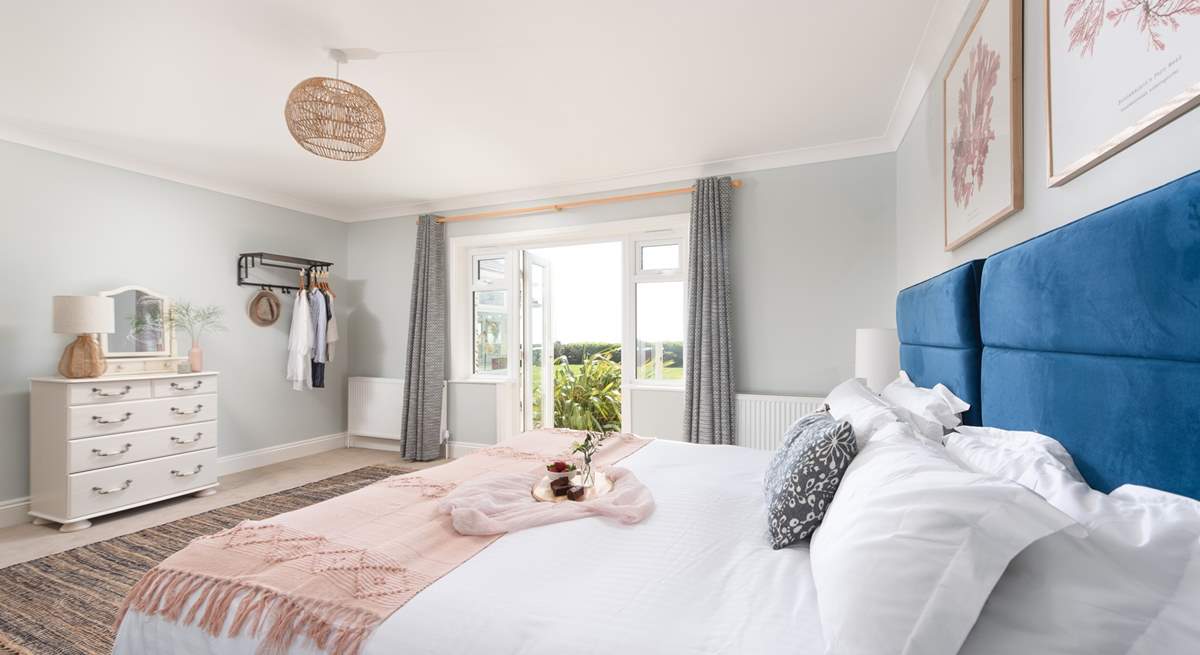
[286,290,313,390]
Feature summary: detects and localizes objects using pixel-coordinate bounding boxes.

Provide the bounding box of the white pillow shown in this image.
[945,426,1085,496]
[880,371,970,429]
[810,422,1077,655]
[824,378,901,448]
[961,479,1200,655]
[888,405,946,443]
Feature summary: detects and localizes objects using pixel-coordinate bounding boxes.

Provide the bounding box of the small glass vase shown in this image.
[575,461,596,488]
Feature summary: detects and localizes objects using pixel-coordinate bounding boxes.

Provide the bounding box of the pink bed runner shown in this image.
[438,466,654,536]
[117,431,652,655]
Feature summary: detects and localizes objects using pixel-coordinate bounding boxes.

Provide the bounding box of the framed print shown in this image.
[944,0,1024,251]
[1046,1,1200,186]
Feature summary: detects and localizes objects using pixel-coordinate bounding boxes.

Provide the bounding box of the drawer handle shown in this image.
[171,433,204,445]
[93,412,133,425]
[92,443,132,457]
[170,405,204,416]
[92,385,132,397]
[170,464,204,478]
[170,381,204,391]
[93,480,133,495]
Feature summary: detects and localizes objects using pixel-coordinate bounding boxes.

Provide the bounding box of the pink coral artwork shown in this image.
[950,38,1001,208]
[943,0,1021,251]
[1066,0,1200,55]
[1048,0,1200,185]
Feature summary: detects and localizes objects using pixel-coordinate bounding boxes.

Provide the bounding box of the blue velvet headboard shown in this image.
[896,260,986,426]
[980,170,1200,498]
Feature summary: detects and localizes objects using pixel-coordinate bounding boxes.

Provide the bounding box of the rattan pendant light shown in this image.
[284,73,385,161]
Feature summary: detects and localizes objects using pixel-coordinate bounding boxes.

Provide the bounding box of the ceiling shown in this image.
[0,1,967,221]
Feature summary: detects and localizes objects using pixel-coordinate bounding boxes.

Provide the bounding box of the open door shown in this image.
[523,252,554,430]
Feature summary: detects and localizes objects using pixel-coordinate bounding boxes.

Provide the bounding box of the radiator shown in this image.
[736,393,826,450]
[348,377,405,440]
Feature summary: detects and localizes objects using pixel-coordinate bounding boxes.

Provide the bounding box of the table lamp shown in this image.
[53,295,115,378]
[855,328,899,393]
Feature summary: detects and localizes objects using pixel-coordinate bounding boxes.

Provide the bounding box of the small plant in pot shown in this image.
[169,302,226,372]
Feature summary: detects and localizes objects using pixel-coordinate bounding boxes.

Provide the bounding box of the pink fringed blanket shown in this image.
[117,431,652,655]
[438,467,655,536]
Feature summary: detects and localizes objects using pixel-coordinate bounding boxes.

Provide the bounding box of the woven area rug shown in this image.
[0,463,414,655]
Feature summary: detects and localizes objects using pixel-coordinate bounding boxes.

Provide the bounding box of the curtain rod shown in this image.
[420,179,743,225]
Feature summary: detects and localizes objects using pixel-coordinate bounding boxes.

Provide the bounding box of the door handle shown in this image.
[170,381,204,391]
[92,385,132,397]
[170,464,204,478]
[92,443,132,457]
[92,480,133,495]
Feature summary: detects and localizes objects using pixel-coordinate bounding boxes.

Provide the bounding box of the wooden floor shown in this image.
[0,448,446,569]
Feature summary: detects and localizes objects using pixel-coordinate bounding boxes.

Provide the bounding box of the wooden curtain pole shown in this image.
[419,179,743,224]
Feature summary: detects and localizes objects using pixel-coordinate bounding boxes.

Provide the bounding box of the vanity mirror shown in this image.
[98,285,184,375]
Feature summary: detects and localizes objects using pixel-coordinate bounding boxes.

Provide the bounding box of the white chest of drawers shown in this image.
[29,372,220,532]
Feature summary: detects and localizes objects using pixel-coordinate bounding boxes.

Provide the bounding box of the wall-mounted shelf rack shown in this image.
[237,252,334,294]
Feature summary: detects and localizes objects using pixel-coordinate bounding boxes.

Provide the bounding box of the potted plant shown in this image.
[169,302,226,372]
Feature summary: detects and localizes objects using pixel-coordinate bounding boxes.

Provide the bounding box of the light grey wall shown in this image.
[895,0,1200,289]
[0,140,350,503]
[347,154,897,398]
[447,382,500,445]
[629,389,686,441]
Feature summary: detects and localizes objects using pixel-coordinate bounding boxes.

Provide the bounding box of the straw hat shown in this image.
[248,290,281,327]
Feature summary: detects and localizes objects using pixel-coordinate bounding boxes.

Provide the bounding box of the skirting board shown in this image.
[448,441,489,459]
[348,435,489,460]
[216,432,349,477]
[0,496,32,531]
[0,432,350,529]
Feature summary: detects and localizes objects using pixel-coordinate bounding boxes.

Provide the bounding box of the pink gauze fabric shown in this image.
[438,467,655,536]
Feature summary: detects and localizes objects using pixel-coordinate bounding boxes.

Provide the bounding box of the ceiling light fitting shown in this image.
[284,49,385,162]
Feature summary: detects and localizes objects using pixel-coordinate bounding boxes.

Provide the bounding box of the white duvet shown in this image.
[114,440,825,655]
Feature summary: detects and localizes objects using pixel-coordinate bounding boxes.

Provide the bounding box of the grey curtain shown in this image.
[683,176,736,445]
[400,214,447,461]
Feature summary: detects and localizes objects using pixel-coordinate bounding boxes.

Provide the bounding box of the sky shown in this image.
[529,241,684,344]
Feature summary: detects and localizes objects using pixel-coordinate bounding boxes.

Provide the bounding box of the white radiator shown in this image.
[348,377,405,440]
[736,393,826,450]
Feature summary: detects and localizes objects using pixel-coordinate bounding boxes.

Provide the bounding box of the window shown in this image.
[640,243,680,272]
[635,281,684,380]
[471,253,510,375]
[632,236,687,382]
[476,257,505,284]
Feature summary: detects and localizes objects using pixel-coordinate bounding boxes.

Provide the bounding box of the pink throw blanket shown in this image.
[116,431,652,655]
[438,467,654,535]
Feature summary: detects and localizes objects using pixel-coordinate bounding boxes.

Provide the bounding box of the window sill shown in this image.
[625,383,685,392]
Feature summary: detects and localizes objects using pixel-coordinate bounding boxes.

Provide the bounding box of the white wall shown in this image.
[347,154,897,400]
[896,0,1200,289]
[0,140,350,504]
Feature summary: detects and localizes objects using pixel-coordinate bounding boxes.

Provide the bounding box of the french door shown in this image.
[522,252,554,430]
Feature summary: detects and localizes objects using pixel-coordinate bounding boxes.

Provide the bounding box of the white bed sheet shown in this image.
[115,439,824,655]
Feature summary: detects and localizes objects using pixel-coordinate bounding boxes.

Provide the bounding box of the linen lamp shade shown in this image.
[855,328,899,393]
[53,296,115,335]
[53,296,114,379]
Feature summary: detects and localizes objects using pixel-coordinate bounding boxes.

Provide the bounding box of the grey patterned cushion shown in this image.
[763,411,858,549]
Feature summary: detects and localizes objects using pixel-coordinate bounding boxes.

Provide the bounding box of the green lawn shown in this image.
[559,363,683,380]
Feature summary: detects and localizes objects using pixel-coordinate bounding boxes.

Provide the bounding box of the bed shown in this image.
[114,169,1200,655]
[116,439,825,655]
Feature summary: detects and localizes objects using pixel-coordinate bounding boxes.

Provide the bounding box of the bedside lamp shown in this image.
[53,295,115,379]
[855,328,899,393]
